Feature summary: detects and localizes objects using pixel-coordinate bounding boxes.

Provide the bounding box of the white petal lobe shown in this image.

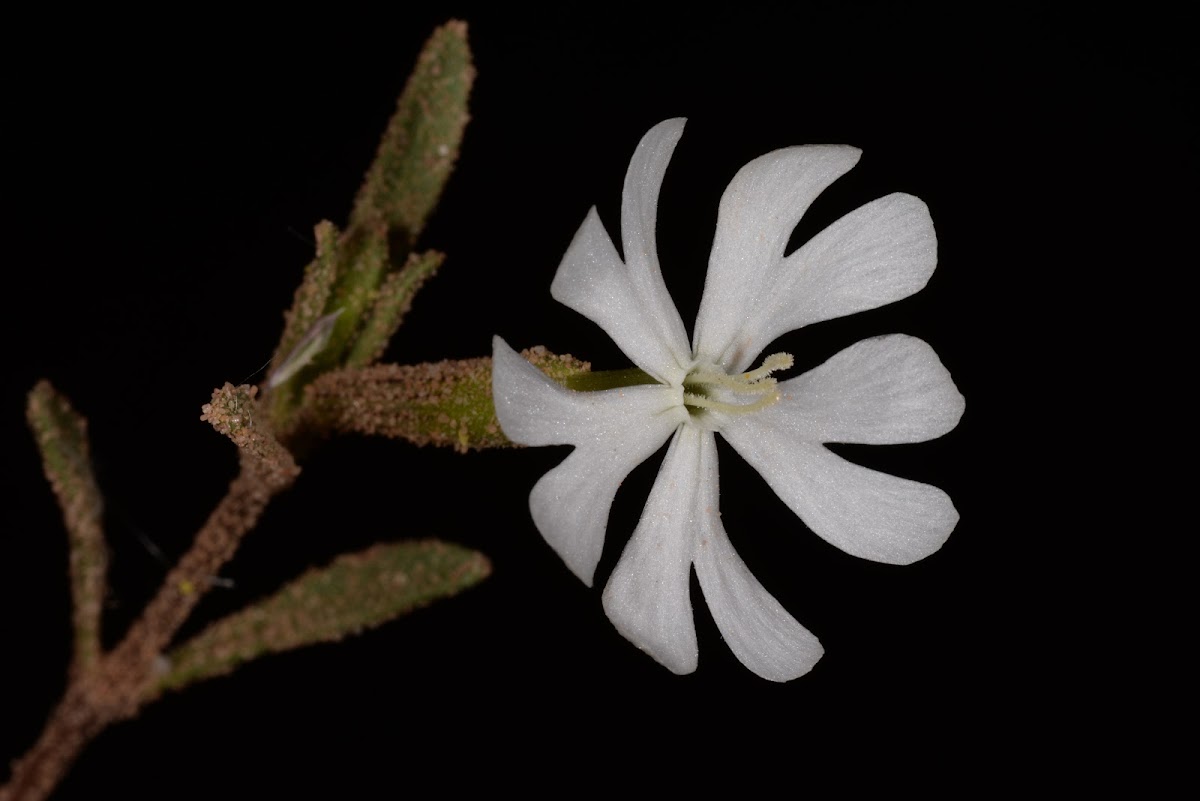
[689,432,824,681]
[551,209,686,383]
[722,426,958,565]
[694,145,862,369]
[769,334,964,445]
[618,118,692,374]
[530,449,656,586]
[602,427,703,674]
[732,193,938,371]
[492,336,684,583]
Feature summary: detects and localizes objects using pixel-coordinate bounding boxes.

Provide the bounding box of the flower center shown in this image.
[682,352,793,418]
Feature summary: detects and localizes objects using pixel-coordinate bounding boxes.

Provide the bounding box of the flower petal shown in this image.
[551,209,686,383]
[733,193,939,372]
[551,119,691,383]
[689,432,824,681]
[693,145,862,370]
[602,427,704,674]
[529,443,665,587]
[722,422,958,564]
[769,334,964,445]
[492,336,685,583]
[619,120,694,367]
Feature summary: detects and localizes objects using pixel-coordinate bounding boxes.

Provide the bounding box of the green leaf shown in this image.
[155,540,490,695]
[267,220,342,429]
[320,20,472,369]
[345,249,444,369]
[26,381,107,675]
[271,220,341,379]
[266,23,473,434]
[318,225,391,372]
[349,20,474,245]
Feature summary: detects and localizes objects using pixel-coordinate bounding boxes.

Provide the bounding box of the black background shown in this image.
[2,5,1185,794]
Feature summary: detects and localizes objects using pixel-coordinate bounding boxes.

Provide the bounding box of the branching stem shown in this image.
[2,390,298,801]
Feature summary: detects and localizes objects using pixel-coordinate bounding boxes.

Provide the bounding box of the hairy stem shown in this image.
[2,390,298,801]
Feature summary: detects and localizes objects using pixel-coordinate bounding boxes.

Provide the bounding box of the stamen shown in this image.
[685,368,777,395]
[741,352,793,382]
[683,390,780,414]
[682,351,793,416]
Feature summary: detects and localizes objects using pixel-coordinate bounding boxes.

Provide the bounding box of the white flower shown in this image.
[492,119,964,681]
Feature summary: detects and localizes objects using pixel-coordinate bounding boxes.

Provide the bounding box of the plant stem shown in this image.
[1,452,298,801]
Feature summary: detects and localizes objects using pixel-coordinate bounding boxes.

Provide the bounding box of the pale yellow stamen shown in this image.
[683,352,793,416]
[741,352,794,382]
